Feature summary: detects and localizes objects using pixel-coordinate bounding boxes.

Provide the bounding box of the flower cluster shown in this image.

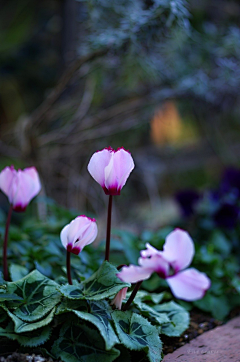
[0,147,211,311]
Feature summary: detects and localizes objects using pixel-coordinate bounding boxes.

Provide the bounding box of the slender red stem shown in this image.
[105,195,113,262]
[66,251,73,285]
[3,205,13,281]
[122,281,143,311]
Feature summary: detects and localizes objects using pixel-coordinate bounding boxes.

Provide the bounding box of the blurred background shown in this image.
[0,0,240,231]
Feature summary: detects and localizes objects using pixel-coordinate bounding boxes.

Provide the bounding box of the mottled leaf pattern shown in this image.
[73,300,119,350]
[154,301,189,336]
[112,311,162,362]
[6,270,61,321]
[7,307,56,333]
[59,262,130,301]
[52,321,120,362]
[133,299,170,325]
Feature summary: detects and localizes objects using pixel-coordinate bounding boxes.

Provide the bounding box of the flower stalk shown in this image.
[105,195,113,261]
[122,281,143,311]
[66,251,73,285]
[3,204,13,281]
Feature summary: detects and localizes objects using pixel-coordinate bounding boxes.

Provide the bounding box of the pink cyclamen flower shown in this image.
[87,147,135,195]
[60,215,98,255]
[111,287,128,310]
[0,166,41,212]
[117,229,211,301]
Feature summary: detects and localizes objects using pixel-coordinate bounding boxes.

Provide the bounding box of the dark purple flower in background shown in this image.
[220,167,240,196]
[213,202,240,229]
[175,189,201,218]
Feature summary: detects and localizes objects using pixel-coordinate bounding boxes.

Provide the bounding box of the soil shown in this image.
[1,309,239,362]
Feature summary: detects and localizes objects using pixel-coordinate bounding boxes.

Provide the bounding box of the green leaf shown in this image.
[59,262,130,301]
[0,321,51,347]
[0,293,24,301]
[194,294,231,320]
[58,284,84,300]
[134,291,166,304]
[56,298,88,315]
[73,300,119,350]
[112,311,162,362]
[133,299,170,325]
[52,320,120,362]
[16,325,52,347]
[6,270,61,322]
[0,271,4,284]
[10,264,29,282]
[154,301,189,337]
[7,307,56,333]
[82,261,130,300]
[0,322,18,341]
[0,305,7,323]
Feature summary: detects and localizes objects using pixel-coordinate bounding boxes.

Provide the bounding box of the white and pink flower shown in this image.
[87,147,134,195]
[117,229,211,301]
[0,166,41,212]
[60,215,98,255]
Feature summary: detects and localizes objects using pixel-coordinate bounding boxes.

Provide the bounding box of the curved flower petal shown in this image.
[162,229,195,272]
[112,148,134,192]
[140,243,161,258]
[12,168,41,211]
[60,215,98,255]
[87,147,134,195]
[0,166,41,211]
[0,166,17,204]
[117,264,152,283]
[111,287,128,310]
[166,268,211,301]
[138,254,169,279]
[60,224,70,249]
[87,148,112,188]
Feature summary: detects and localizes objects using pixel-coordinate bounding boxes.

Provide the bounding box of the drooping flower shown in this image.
[117,229,210,301]
[60,215,98,255]
[0,166,41,212]
[111,287,128,310]
[87,147,135,195]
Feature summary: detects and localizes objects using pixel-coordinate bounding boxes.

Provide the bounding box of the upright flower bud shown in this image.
[60,215,98,255]
[87,147,135,195]
[0,166,41,212]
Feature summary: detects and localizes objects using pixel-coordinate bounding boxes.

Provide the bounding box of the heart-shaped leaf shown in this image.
[154,301,189,337]
[52,320,120,362]
[112,311,162,362]
[6,270,61,322]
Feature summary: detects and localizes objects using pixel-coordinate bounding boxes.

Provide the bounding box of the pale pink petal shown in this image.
[87,149,112,188]
[60,224,70,248]
[138,254,169,279]
[166,268,211,301]
[12,168,41,210]
[111,287,128,310]
[0,166,17,203]
[104,154,117,192]
[162,229,195,272]
[117,265,152,283]
[60,216,98,255]
[112,148,134,191]
[140,243,161,258]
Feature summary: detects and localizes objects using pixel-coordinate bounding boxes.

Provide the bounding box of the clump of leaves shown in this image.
[0,263,189,361]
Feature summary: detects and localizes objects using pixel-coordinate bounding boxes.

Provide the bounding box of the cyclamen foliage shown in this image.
[0,264,189,362]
